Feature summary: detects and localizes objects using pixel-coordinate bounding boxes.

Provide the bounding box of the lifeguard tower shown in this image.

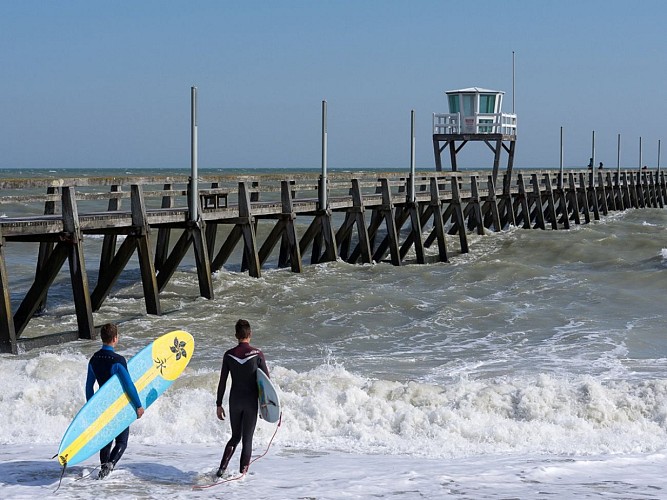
[432,87,517,182]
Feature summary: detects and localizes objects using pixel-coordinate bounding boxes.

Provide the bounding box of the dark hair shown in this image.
[235,319,251,340]
[100,323,118,344]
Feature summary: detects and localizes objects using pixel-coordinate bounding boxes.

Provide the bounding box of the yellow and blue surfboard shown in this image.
[57,330,194,467]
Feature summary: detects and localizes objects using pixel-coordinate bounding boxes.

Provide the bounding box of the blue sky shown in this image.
[1,1,665,170]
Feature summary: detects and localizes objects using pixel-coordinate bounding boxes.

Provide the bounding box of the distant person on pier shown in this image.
[86,322,144,479]
[215,319,269,478]
[642,165,648,170]
[588,158,594,169]
[598,162,604,169]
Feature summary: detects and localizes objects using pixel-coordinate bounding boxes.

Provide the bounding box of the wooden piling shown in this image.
[62,187,95,339]
[482,176,502,232]
[448,176,469,253]
[0,226,16,354]
[371,178,401,265]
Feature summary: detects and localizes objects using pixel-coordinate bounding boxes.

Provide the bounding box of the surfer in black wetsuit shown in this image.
[86,323,144,479]
[215,319,269,477]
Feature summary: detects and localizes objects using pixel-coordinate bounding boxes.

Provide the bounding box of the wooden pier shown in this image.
[0,168,665,354]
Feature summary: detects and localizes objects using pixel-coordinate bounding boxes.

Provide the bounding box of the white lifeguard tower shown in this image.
[432,87,517,182]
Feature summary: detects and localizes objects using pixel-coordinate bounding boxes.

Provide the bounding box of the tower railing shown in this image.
[433,112,517,135]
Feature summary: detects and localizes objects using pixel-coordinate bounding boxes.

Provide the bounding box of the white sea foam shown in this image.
[3,355,667,460]
[3,357,667,498]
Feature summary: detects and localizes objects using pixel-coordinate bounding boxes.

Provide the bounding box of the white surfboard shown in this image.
[257,369,280,423]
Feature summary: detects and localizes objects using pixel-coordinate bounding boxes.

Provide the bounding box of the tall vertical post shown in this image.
[409,109,416,203]
[639,136,643,169]
[617,133,621,175]
[320,100,328,210]
[559,126,564,177]
[658,139,663,207]
[512,51,515,114]
[407,109,424,263]
[658,139,661,173]
[190,86,199,223]
[590,130,596,189]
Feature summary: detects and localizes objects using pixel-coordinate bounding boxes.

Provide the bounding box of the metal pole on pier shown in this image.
[658,139,661,173]
[190,86,199,222]
[591,130,596,187]
[659,140,663,206]
[512,51,514,114]
[559,126,563,178]
[617,133,621,176]
[320,100,328,209]
[639,136,643,169]
[410,110,416,203]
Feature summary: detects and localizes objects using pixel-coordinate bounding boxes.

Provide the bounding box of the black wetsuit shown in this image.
[86,345,142,467]
[216,342,269,473]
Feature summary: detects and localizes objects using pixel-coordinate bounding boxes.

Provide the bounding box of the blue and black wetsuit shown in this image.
[86,345,142,467]
[216,342,268,473]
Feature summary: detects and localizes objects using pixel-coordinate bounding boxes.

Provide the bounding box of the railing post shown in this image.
[409,110,416,203]
[559,126,564,186]
[617,133,621,176]
[319,100,328,210]
[189,86,199,223]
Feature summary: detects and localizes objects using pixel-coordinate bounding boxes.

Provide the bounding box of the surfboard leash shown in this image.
[192,469,247,490]
[250,411,282,466]
[51,451,102,492]
[52,460,67,493]
[192,412,282,491]
[74,464,101,481]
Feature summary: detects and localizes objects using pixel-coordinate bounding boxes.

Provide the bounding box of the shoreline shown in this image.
[2,444,666,499]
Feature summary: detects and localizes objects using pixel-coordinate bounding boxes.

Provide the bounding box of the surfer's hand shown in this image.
[136,407,145,419]
[216,406,225,420]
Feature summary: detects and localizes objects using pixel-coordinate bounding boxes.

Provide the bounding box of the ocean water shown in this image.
[1,168,667,498]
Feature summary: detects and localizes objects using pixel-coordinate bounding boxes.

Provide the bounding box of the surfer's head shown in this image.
[100,323,119,345]
[235,319,252,341]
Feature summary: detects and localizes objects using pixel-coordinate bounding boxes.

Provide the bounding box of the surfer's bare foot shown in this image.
[215,467,225,478]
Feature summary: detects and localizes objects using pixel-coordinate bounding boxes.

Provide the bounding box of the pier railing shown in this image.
[433,112,517,135]
[0,168,664,353]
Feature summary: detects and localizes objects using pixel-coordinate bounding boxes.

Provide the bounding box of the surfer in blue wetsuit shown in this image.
[86,323,145,479]
[215,319,269,477]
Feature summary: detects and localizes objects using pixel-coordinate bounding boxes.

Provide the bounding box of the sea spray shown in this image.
[5,351,667,459]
